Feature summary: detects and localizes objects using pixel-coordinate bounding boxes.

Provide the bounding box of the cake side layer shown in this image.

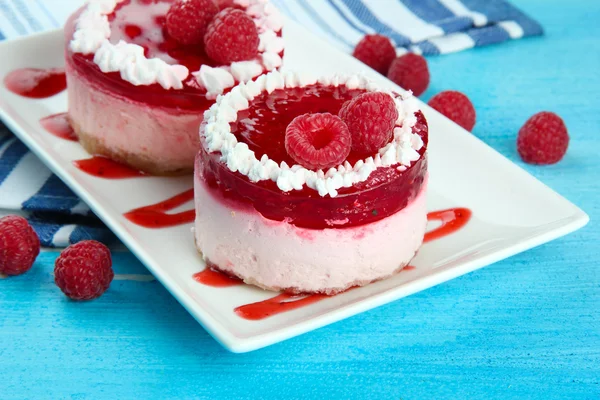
[66,62,203,175]
[194,168,428,294]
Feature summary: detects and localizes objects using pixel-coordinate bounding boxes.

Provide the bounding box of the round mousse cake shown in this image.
[194,70,429,294]
[64,0,284,175]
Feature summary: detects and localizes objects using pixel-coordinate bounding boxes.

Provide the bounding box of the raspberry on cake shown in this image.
[64,0,284,175]
[194,71,429,294]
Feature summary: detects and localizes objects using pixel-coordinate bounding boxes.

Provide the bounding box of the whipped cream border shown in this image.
[201,71,425,198]
[69,0,284,93]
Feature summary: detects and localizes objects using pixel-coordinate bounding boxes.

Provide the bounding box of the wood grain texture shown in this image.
[1,0,599,398]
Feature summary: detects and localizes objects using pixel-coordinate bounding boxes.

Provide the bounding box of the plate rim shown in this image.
[0,28,589,353]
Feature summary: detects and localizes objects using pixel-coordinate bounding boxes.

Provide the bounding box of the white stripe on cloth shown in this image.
[364,0,444,43]
[438,0,488,27]
[305,0,365,46]
[0,137,17,154]
[0,152,53,209]
[428,32,476,54]
[331,0,377,36]
[70,200,90,215]
[498,21,525,39]
[51,224,77,247]
[281,0,351,51]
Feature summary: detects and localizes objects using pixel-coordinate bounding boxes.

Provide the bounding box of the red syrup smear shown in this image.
[39,113,77,141]
[73,156,145,179]
[124,189,195,228]
[4,68,66,98]
[424,208,472,243]
[234,293,329,321]
[193,263,242,287]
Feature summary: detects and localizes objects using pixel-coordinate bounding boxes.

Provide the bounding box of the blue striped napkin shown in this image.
[0,0,542,247]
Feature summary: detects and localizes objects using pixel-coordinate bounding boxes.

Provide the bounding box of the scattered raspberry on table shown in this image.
[517,111,569,165]
[353,34,397,75]
[54,240,114,301]
[0,215,40,276]
[387,53,430,97]
[428,90,476,132]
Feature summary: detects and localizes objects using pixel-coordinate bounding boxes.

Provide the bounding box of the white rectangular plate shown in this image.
[0,21,588,352]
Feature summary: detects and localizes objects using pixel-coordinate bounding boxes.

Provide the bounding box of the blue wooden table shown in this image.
[1,1,598,398]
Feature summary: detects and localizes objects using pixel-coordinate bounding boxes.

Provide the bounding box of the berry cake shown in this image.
[64,0,284,175]
[194,71,429,294]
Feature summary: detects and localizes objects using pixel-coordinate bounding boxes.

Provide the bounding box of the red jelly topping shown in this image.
[64,0,215,111]
[198,84,428,229]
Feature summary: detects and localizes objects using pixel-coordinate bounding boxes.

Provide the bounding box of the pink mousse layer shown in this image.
[65,62,201,174]
[194,169,428,294]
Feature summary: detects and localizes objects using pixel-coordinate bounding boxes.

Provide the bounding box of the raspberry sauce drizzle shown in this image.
[40,113,77,141]
[193,263,242,287]
[74,156,145,179]
[234,293,329,321]
[424,208,472,243]
[4,68,66,98]
[124,189,195,228]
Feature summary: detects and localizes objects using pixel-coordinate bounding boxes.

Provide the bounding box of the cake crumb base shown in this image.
[72,119,193,176]
[195,242,417,295]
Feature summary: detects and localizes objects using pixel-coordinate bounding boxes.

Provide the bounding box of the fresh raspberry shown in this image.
[353,34,396,75]
[204,8,259,64]
[339,92,398,153]
[166,0,218,45]
[428,90,476,132]
[285,113,352,170]
[517,112,569,165]
[54,240,114,301]
[0,216,40,276]
[213,0,240,10]
[387,53,430,96]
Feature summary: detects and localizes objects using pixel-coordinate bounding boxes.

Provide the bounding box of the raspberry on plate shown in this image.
[387,53,430,96]
[204,8,260,64]
[339,92,398,153]
[54,240,114,300]
[166,0,219,45]
[353,34,396,75]
[285,113,352,170]
[0,215,40,276]
[517,112,569,165]
[428,90,476,132]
